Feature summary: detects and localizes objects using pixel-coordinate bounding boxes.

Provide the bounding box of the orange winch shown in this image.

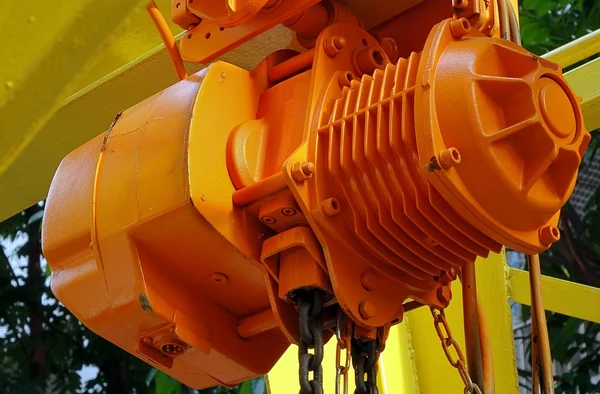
[42,0,590,391]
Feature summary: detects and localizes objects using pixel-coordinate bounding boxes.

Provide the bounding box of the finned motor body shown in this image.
[42,0,589,389]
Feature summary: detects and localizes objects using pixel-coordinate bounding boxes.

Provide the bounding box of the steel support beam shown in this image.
[508,267,600,325]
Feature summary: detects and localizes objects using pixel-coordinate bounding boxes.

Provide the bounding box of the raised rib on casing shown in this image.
[319,53,502,279]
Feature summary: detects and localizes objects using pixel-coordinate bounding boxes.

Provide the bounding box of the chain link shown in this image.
[299,291,325,394]
[430,308,482,394]
[335,310,351,394]
[351,338,379,394]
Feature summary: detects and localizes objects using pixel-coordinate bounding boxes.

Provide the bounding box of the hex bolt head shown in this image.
[359,301,376,319]
[324,36,346,57]
[450,18,470,39]
[360,272,378,291]
[292,161,315,182]
[439,147,462,169]
[439,267,457,285]
[437,287,452,305]
[539,225,560,246]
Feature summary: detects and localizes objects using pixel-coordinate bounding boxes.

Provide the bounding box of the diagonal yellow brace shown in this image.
[564,57,600,131]
[0,0,148,179]
[508,268,600,324]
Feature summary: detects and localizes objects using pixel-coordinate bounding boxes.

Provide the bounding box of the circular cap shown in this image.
[538,77,576,139]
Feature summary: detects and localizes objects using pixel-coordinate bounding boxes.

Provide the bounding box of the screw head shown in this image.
[359,301,376,319]
[321,198,341,216]
[261,216,277,224]
[281,207,297,216]
[449,18,470,38]
[539,225,560,246]
[211,273,229,285]
[439,147,461,169]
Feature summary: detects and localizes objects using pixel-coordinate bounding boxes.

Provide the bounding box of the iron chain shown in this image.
[351,338,379,394]
[335,310,351,394]
[299,291,325,394]
[430,308,482,394]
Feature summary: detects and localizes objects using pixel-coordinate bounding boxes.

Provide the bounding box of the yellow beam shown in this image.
[564,57,600,131]
[404,252,519,393]
[508,268,600,324]
[0,1,418,221]
[543,29,600,69]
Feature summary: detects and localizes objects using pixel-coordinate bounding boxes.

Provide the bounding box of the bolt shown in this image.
[359,301,376,319]
[360,272,378,291]
[338,71,354,88]
[143,337,152,344]
[439,147,461,169]
[437,287,452,305]
[324,36,346,57]
[321,198,341,216]
[292,161,315,182]
[450,18,470,39]
[453,0,469,10]
[281,207,297,216]
[161,343,185,356]
[539,225,560,246]
[211,273,229,285]
[439,267,457,285]
[261,216,277,224]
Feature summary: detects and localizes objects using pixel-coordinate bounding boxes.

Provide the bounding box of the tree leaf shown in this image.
[155,371,182,394]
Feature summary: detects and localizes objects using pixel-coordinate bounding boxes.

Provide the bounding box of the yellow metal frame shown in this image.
[1,1,599,392]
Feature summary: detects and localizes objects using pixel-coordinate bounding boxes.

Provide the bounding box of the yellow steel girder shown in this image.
[0,0,423,222]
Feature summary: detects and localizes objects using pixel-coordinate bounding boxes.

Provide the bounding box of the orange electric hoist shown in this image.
[42,0,589,393]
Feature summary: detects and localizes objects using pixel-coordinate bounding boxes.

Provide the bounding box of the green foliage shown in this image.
[519,1,600,392]
[520,0,600,57]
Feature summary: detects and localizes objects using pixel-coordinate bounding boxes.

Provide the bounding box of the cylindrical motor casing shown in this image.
[42,64,292,389]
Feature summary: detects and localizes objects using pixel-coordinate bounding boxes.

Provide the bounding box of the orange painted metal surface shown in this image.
[43,66,291,388]
[42,0,589,389]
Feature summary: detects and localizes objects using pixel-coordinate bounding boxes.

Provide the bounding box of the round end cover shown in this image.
[416,20,591,253]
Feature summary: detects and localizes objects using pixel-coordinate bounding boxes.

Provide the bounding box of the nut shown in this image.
[324,36,346,57]
[360,272,378,291]
[321,198,341,216]
[359,301,376,319]
[439,147,461,169]
[439,267,457,285]
[539,225,560,246]
[450,18,470,39]
[437,287,452,305]
[292,161,315,182]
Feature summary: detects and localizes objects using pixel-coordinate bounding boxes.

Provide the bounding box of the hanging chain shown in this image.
[299,291,325,394]
[351,338,379,394]
[335,310,351,394]
[430,308,482,394]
